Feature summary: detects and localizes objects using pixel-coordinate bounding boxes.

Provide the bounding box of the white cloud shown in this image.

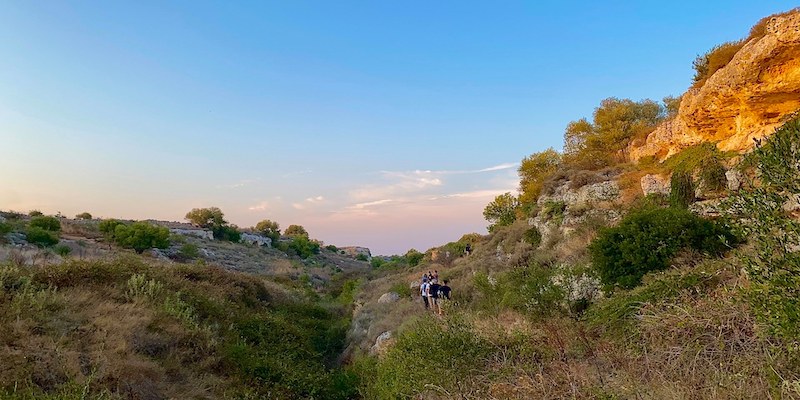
[293,195,326,210]
[247,201,270,211]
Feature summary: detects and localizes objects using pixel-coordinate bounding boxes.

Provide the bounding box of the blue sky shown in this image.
[1,1,796,255]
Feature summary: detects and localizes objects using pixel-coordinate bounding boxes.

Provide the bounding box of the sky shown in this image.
[1,1,797,255]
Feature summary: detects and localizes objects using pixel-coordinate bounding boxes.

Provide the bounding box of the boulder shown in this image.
[169,228,214,240]
[726,169,743,192]
[369,331,393,356]
[377,292,400,304]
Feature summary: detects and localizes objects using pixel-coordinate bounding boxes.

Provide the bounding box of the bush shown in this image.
[114,222,171,253]
[669,171,695,208]
[98,219,125,237]
[28,210,43,217]
[483,192,519,232]
[29,216,61,232]
[355,253,368,262]
[75,212,92,220]
[26,227,59,247]
[589,207,735,288]
[54,244,72,257]
[178,243,200,260]
[0,221,11,236]
[523,226,542,247]
[325,244,338,252]
[726,115,800,346]
[692,40,744,87]
[212,225,241,242]
[284,236,320,259]
[361,317,491,398]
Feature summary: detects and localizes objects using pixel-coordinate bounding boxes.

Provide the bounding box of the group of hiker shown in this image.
[419,270,451,315]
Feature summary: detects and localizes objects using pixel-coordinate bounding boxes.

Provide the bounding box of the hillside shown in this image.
[4,7,800,400]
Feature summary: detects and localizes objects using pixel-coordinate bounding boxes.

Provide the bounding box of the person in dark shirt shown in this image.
[438,280,451,315]
[429,279,441,312]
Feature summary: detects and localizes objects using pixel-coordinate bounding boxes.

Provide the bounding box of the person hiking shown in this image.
[465,243,472,256]
[420,278,430,310]
[438,279,452,315]
[433,270,439,281]
[429,279,441,313]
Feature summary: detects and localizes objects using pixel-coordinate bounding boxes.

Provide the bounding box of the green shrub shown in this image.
[29,216,61,232]
[325,244,338,252]
[700,158,727,192]
[541,201,567,223]
[0,221,11,236]
[28,210,43,217]
[98,219,125,237]
[523,226,542,247]
[212,225,241,242]
[26,227,59,247]
[484,192,519,232]
[75,212,92,220]
[355,253,368,262]
[178,243,200,260]
[669,171,695,208]
[362,316,491,399]
[389,281,412,299]
[53,244,71,257]
[726,115,800,347]
[589,207,735,288]
[114,221,171,253]
[283,236,320,259]
[404,249,424,267]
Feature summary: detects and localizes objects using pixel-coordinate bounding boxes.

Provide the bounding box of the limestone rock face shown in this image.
[370,331,394,356]
[537,181,620,206]
[641,174,671,196]
[629,11,800,161]
[240,232,271,247]
[339,246,372,260]
[169,228,214,241]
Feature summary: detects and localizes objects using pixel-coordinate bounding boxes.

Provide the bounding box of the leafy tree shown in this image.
[254,219,281,243]
[185,207,226,229]
[404,249,424,267]
[518,149,561,205]
[563,97,664,169]
[29,216,61,232]
[284,236,320,259]
[589,206,734,288]
[483,192,519,232]
[75,212,93,220]
[663,95,681,118]
[114,221,171,254]
[284,224,308,238]
[99,219,125,239]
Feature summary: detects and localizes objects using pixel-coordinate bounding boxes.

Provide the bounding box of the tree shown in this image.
[99,219,125,239]
[75,212,93,220]
[663,95,681,118]
[284,224,308,238]
[518,149,561,205]
[114,221,171,253]
[483,193,519,232]
[404,249,424,267]
[254,219,281,243]
[185,207,226,229]
[563,97,665,169]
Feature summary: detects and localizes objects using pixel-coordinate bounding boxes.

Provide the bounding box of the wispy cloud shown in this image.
[247,201,270,211]
[217,178,260,190]
[292,195,326,210]
[428,189,514,200]
[349,199,394,209]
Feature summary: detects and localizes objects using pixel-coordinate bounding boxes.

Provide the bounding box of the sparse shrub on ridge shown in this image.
[669,171,695,208]
[75,212,92,220]
[25,227,59,247]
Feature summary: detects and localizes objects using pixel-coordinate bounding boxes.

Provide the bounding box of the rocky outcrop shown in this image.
[641,174,671,196]
[339,246,372,260]
[240,232,271,247]
[629,11,800,160]
[369,331,393,356]
[169,228,214,240]
[537,181,620,206]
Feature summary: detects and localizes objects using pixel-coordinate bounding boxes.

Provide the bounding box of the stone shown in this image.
[6,232,27,246]
[537,180,620,206]
[338,246,372,260]
[169,228,214,240]
[369,331,393,356]
[377,292,400,304]
[629,11,800,161]
[640,174,671,196]
[726,169,743,191]
[240,232,271,247]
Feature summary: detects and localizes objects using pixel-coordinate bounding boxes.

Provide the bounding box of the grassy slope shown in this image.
[0,256,358,399]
